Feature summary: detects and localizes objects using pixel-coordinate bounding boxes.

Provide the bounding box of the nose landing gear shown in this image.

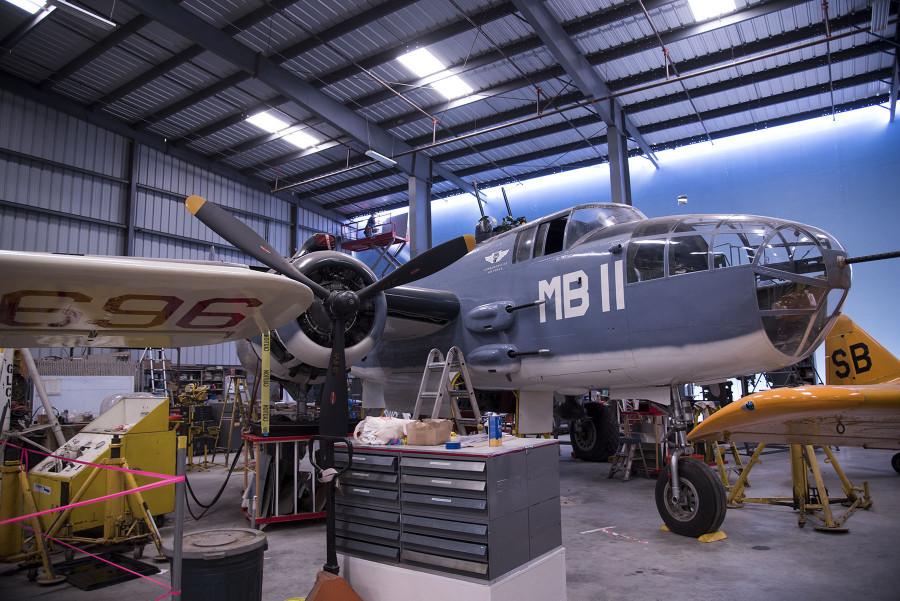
[654,385,727,537]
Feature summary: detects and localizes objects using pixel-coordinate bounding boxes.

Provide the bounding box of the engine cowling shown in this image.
[237,250,387,384]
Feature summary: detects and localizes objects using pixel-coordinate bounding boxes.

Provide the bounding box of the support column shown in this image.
[606,107,632,206]
[289,201,299,256]
[407,153,432,258]
[123,141,139,256]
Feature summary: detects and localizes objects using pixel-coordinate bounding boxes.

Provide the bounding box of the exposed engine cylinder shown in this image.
[237,250,386,384]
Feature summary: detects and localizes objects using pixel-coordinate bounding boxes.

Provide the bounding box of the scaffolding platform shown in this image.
[341,220,408,275]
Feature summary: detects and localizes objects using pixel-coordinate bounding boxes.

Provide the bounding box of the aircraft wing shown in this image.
[0,250,312,348]
[382,285,460,340]
[688,381,900,449]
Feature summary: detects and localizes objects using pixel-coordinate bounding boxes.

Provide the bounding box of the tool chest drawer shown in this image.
[401,491,487,517]
[337,484,399,508]
[336,520,400,546]
[336,452,397,473]
[341,469,398,489]
[337,536,399,561]
[400,549,488,577]
[401,457,486,478]
[400,473,486,497]
[400,513,488,542]
[400,532,488,562]
[334,504,400,529]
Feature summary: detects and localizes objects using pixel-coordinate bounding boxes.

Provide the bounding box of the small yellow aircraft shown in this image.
[689,314,900,474]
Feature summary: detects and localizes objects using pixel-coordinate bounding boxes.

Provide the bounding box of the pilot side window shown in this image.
[626,240,665,283]
[514,226,537,263]
[534,217,567,258]
[668,234,711,276]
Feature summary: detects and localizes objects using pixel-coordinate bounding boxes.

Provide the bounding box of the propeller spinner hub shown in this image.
[329,290,360,320]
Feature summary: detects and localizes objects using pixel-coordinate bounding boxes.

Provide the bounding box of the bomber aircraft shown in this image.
[0,197,857,537]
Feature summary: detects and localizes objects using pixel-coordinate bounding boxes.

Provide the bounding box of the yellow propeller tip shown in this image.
[463,234,476,252]
[185,195,206,215]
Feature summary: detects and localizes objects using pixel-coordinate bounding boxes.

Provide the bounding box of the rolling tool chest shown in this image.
[334,438,560,580]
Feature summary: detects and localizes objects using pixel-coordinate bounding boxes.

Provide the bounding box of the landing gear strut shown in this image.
[654,385,726,537]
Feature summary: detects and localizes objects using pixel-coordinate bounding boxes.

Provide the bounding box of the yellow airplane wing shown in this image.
[690,314,900,449]
[0,251,313,348]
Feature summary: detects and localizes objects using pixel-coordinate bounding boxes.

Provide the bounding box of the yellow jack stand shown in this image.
[727,443,871,531]
[712,440,750,492]
[43,436,167,560]
[0,460,65,585]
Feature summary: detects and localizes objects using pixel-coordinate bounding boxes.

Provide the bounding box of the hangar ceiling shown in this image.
[0,0,895,218]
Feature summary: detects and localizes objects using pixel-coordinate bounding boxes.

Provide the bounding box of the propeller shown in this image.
[186,195,475,436]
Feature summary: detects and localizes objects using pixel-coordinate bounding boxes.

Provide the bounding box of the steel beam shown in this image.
[890,22,900,122]
[326,69,888,211]
[408,155,432,257]
[124,0,474,197]
[269,0,823,188]
[513,0,655,173]
[0,5,55,52]
[124,141,138,256]
[0,71,344,224]
[136,0,418,131]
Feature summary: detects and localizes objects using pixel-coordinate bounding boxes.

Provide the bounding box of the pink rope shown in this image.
[0,440,183,527]
[23,526,180,598]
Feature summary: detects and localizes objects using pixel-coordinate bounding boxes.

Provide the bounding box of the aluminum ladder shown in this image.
[139,348,169,396]
[411,347,483,434]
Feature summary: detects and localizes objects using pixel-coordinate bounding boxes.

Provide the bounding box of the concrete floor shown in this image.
[2,443,899,601]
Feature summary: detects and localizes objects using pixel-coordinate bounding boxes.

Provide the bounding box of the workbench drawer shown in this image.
[341,470,398,489]
[400,513,488,542]
[401,457,486,478]
[400,549,488,577]
[336,520,400,545]
[401,491,487,517]
[337,536,400,561]
[334,504,400,529]
[401,474,486,497]
[401,531,488,562]
[337,484,399,508]
[336,452,397,473]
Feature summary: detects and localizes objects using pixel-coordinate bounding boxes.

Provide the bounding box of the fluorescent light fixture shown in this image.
[246,111,290,133]
[397,47,445,78]
[431,74,474,100]
[283,129,318,149]
[365,149,398,168]
[687,0,736,21]
[4,0,46,14]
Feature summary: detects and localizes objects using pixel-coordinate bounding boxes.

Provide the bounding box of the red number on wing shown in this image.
[0,290,91,327]
[176,298,262,329]
[92,294,184,329]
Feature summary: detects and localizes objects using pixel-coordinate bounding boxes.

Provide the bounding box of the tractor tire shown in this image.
[655,457,727,538]
[569,402,618,462]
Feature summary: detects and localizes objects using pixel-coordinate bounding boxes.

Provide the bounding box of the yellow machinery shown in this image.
[28,393,175,534]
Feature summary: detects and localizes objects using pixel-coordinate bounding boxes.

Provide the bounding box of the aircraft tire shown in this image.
[892,453,900,474]
[655,457,727,538]
[569,403,618,462]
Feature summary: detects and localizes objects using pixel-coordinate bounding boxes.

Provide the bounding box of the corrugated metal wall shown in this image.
[0,89,343,366]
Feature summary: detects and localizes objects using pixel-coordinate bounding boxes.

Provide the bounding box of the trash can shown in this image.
[164,528,267,601]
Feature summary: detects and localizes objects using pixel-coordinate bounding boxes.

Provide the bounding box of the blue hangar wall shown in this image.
[428,105,900,360]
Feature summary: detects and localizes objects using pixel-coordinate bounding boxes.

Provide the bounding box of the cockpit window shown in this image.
[536,217,567,257]
[669,234,710,275]
[514,225,537,263]
[627,239,665,283]
[632,219,678,238]
[565,205,645,248]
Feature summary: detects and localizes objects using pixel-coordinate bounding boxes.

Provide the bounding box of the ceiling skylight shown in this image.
[4,0,47,14]
[245,111,290,134]
[687,0,736,21]
[397,47,476,100]
[283,129,319,149]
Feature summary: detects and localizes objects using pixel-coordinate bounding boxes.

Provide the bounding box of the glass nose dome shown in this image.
[753,224,847,358]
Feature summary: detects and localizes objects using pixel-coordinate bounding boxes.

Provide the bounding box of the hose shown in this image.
[184,441,244,520]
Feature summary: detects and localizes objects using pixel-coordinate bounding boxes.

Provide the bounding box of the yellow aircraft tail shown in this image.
[825,314,900,385]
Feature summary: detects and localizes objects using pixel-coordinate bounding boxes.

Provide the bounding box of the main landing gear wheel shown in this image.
[569,403,618,462]
[892,452,900,474]
[656,457,727,537]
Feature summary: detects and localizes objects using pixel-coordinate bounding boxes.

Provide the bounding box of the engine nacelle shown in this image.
[238,250,386,384]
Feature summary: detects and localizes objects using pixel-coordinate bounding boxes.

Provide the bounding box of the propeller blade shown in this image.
[319,317,350,438]
[186,195,331,300]
[358,235,475,300]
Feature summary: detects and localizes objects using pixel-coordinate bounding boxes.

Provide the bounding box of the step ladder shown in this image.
[214,375,249,464]
[411,347,483,434]
[608,413,648,481]
[139,348,169,397]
